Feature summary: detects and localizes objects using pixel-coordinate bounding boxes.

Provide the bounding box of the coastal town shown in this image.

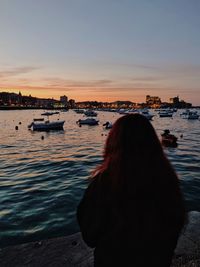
[0,91,193,110]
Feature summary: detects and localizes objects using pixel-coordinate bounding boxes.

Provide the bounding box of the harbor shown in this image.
[0,109,200,249]
[1,1,200,265]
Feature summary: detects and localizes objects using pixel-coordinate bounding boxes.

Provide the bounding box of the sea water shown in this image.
[0,109,200,247]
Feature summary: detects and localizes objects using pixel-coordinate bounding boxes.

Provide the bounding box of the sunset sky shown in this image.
[0,0,200,104]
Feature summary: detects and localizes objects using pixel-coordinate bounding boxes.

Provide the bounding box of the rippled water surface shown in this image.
[0,109,200,247]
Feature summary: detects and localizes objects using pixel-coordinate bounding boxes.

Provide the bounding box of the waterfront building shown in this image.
[146,95,161,108]
[68,99,75,109]
[169,96,192,108]
[36,98,57,108]
[60,95,68,106]
[170,96,180,105]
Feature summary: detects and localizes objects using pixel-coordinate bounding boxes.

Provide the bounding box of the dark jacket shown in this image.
[77,172,185,267]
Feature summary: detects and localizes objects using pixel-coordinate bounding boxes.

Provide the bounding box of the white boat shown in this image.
[159,110,173,118]
[187,112,199,120]
[84,110,98,117]
[28,120,65,131]
[77,118,99,125]
[139,109,154,120]
[103,121,113,129]
[74,109,85,114]
[28,111,64,131]
[181,110,199,120]
[118,109,130,114]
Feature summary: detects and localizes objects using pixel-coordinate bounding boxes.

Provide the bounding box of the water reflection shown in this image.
[0,109,200,247]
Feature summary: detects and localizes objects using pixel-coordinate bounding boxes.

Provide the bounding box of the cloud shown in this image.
[124,63,159,70]
[130,76,165,82]
[41,78,114,88]
[103,60,200,77]
[0,75,172,94]
[166,64,200,76]
[0,66,40,78]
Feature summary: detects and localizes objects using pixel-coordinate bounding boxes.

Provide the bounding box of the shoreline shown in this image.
[0,211,200,267]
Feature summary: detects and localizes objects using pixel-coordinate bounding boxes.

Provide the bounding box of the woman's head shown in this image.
[94,113,175,189]
[104,113,163,163]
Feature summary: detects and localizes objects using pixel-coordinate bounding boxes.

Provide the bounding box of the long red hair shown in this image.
[94,114,171,189]
[92,114,186,229]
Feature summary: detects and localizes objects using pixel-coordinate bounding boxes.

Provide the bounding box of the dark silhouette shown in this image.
[77,114,187,267]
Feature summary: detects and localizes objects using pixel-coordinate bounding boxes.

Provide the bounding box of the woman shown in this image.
[77,114,186,267]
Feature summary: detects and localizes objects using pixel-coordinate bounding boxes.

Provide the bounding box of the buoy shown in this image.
[15,126,18,130]
[41,136,44,140]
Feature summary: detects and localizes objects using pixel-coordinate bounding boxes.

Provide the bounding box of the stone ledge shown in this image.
[0,211,200,267]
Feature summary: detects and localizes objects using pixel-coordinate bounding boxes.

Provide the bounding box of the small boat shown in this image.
[140,110,154,120]
[33,118,44,121]
[29,112,64,131]
[161,129,178,147]
[118,109,130,114]
[103,121,113,129]
[74,109,85,114]
[187,112,199,120]
[84,110,98,117]
[180,109,188,116]
[41,111,60,116]
[28,120,65,131]
[41,112,54,116]
[181,110,199,120]
[159,110,173,118]
[77,118,99,126]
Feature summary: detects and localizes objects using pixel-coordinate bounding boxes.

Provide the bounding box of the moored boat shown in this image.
[74,109,85,114]
[41,111,60,116]
[181,110,199,120]
[139,109,154,120]
[84,110,98,117]
[28,120,65,131]
[159,110,173,118]
[33,118,44,121]
[77,118,99,126]
[28,111,64,131]
[161,129,178,147]
[103,121,113,129]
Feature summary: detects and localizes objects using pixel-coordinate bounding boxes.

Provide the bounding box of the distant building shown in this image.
[169,96,192,108]
[146,95,161,107]
[18,91,22,105]
[170,96,180,105]
[68,99,75,108]
[112,101,133,109]
[36,98,57,108]
[0,91,21,106]
[60,95,68,107]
